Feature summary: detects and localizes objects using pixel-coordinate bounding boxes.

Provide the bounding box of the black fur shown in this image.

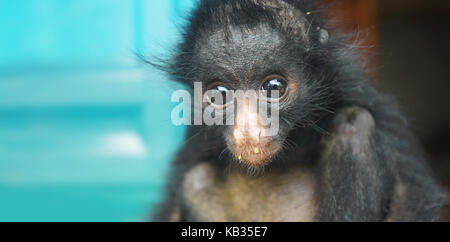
[152,0,445,222]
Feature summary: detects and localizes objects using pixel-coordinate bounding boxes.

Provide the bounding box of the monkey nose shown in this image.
[233,98,268,145]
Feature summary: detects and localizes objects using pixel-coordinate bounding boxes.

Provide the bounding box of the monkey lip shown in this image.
[230,142,281,167]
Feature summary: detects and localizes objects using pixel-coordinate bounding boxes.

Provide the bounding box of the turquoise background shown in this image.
[0,0,197,221]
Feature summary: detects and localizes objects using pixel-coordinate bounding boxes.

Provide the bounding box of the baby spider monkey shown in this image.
[152,0,444,222]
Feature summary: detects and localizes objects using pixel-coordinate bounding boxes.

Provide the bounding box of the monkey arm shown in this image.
[151,176,183,222]
[381,124,445,222]
[317,107,394,222]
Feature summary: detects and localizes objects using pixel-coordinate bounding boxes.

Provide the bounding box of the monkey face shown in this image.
[203,77,289,167]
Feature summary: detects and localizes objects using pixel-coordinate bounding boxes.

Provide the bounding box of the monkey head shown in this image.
[171,0,333,167]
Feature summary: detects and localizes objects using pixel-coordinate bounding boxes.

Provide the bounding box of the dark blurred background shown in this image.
[0,0,448,221]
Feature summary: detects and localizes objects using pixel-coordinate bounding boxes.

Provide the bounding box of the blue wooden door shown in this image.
[0,0,196,222]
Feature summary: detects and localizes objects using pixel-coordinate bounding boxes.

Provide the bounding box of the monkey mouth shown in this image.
[229,142,281,167]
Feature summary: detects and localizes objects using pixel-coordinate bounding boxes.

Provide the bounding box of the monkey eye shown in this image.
[260,75,289,102]
[205,83,234,108]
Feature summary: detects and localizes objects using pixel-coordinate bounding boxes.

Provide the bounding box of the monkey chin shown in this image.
[230,142,282,168]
